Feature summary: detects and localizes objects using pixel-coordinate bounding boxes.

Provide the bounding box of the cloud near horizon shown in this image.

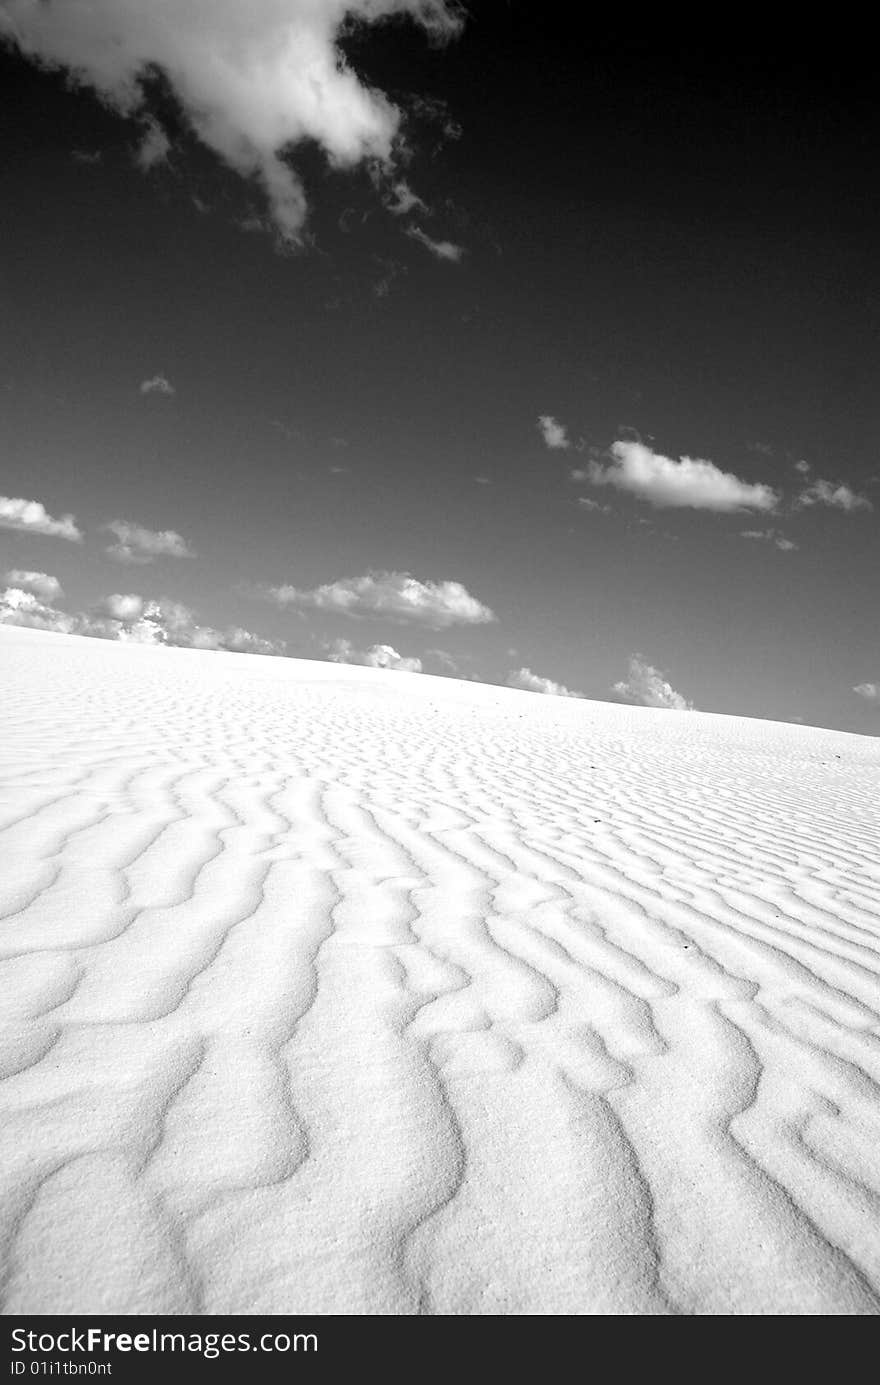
[259,570,495,628]
[2,569,64,601]
[612,654,694,710]
[0,1,465,244]
[325,637,422,672]
[507,667,582,698]
[0,585,283,656]
[587,441,779,512]
[105,519,195,564]
[0,495,82,542]
[853,683,880,704]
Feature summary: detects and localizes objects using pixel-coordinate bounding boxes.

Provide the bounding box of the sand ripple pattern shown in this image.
[1,629,879,1315]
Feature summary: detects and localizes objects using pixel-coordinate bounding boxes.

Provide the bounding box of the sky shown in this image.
[0,4,878,732]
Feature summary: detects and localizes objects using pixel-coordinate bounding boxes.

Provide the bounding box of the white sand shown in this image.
[1,623,879,1316]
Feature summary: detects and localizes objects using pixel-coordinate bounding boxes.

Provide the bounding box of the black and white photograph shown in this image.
[1,1,879,1336]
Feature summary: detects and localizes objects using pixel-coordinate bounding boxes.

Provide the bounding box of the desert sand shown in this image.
[0,623,879,1315]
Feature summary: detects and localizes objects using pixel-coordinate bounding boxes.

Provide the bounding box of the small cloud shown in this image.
[139,375,175,396]
[100,592,144,620]
[384,180,428,216]
[794,459,811,475]
[2,569,63,601]
[405,226,465,262]
[612,654,694,710]
[853,683,880,704]
[325,638,422,673]
[105,519,194,564]
[740,529,798,551]
[797,479,872,512]
[0,495,82,542]
[134,117,171,171]
[537,415,570,451]
[507,667,582,698]
[746,441,775,457]
[258,570,495,629]
[587,441,778,513]
[72,149,102,165]
[577,497,611,513]
[473,475,492,485]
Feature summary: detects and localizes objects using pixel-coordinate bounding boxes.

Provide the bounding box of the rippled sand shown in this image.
[1,624,879,1315]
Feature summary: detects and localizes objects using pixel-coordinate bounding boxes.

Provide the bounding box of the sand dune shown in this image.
[1,624,879,1315]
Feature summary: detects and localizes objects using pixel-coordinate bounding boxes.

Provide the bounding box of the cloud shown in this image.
[100,592,144,620]
[383,180,428,216]
[797,479,872,512]
[587,441,779,512]
[105,519,194,563]
[260,570,495,628]
[507,667,582,698]
[134,117,171,170]
[794,459,811,475]
[0,1,465,245]
[853,683,880,704]
[740,529,798,551]
[612,655,694,710]
[0,587,77,634]
[537,415,570,450]
[577,497,611,513]
[139,374,175,396]
[0,495,82,542]
[325,637,422,672]
[0,585,284,655]
[2,569,63,601]
[405,225,465,261]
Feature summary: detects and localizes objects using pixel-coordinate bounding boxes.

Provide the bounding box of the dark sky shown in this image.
[1,4,878,730]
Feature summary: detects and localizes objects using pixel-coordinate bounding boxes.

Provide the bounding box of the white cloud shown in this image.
[740,529,798,551]
[384,180,428,216]
[794,459,811,475]
[1,585,284,656]
[135,117,170,170]
[100,592,145,620]
[797,479,872,512]
[853,683,880,704]
[2,570,63,601]
[537,415,570,450]
[325,638,422,672]
[0,587,77,634]
[105,519,194,563]
[587,441,779,513]
[0,495,82,542]
[405,225,465,261]
[139,374,175,396]
[612,655,694,710]
[577,497,611,513]
[261,570,495,628]
[0,2,464,245]
[507,667,582,698]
